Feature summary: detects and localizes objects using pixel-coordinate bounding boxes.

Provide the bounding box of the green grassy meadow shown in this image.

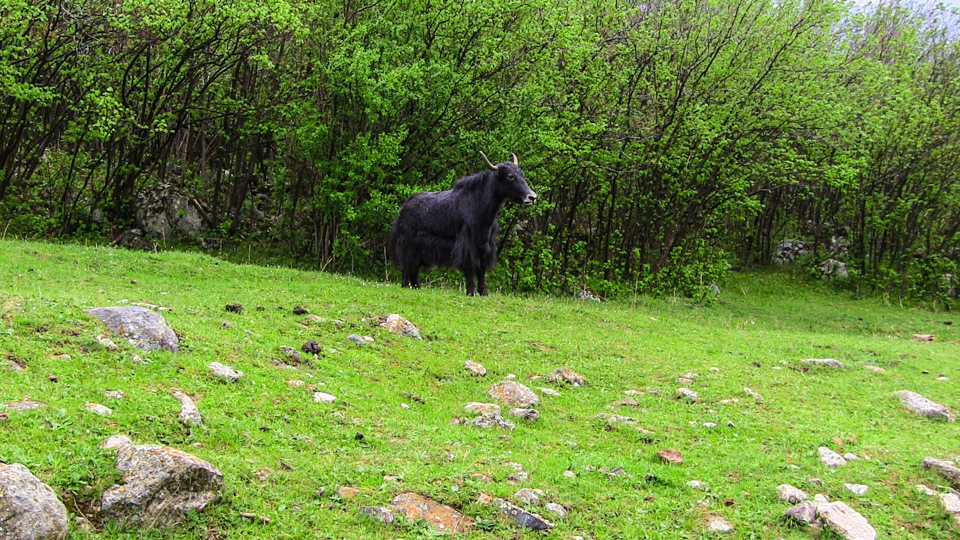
[1,239,958,539]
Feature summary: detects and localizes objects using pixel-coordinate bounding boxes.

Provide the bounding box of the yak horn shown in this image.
[511,153,519,165]
[479,151,498,171]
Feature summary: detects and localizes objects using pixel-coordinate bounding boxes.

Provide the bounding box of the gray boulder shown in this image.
[0,463,69,540]
[100,435,222,528]
[136,185,206,240]
[87,307,179,352]
[895,391,956,422]
[818,501,876,540]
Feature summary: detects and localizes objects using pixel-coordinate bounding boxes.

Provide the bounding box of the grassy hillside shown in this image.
[1,239,958,539]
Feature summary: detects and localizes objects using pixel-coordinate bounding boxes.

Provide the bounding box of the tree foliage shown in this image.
[2,0,960,300]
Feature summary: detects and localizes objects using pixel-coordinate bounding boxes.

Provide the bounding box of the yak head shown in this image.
[480,152,537,206]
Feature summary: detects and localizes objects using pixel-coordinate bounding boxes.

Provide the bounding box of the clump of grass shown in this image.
[0,239,957,538]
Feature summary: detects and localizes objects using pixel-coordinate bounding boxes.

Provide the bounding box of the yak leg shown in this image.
[402,264,421,289]
[463,269,477,296]
[477,271,488,296]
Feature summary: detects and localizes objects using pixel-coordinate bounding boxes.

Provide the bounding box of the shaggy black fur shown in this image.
[388,154,537,296]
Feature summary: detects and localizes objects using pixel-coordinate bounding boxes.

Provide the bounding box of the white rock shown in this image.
[817,501,876,540]
[687,480,708,490]
[86,403,113,416]
[172,389,202,426]
[544,502,566,518]
[743,387,764,400]
[313,392,337,404]
[916,484,937,496]
[676,388,699,402]
[208,361,243,382]
[845,483,869,496]
[703,422,717,428]
[563,470,576,479]
[464,360,487,376]
[843,453,860,461]
[940,492,960,514]
[895,390,956,422]
[465,402,501,415]
[707,517,734,534]
[539,388,561,397]
[104,390,125,400]
[514,488,543,505]
[803,358,846,368]
[776,484,808,504]
[819,447,847,467]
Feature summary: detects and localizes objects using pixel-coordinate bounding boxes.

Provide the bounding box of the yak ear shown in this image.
[479,151,498,171]
[511,153,519,166]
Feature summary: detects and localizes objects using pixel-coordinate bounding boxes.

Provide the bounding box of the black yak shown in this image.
[388,152,537,296]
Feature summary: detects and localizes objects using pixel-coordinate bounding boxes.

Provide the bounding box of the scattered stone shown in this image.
[912,334,935,341]
[719,398,740,405]
[843,453,859,461]
[472,412,516,430]
[337,486,361,499]
[678,376,694,385]
[538,388,561,397]
[939,493,960,514]
[172,389,202,426]
[545,367,585,386]
[676,388,699,402]
[509,408,540,421]
[379,314,422,339]
[6,355,27,371]
[87,306,179,351]
[280,345,302,362]
[777,484,808,504]
[743,387,763,400]
[709,367,721,372]
[707,517,734,534]
[359,505,394,524]
[803,358,846,368]
[100,435,222,528]
[238,512,271,523]
[288,379,305,388]
[0,463,70,539]
[86,402,113,416]
[347,334,375,345]
[809,478,825,487]
[208,362,243,382]
[302,340,321,354]
[820,259,849,278]
[784,501,818,524]
[817,501,877,540]
[895,391,956,422]
[465,402,501,415]
[916,484,937,496]
[221,321,232,329]
[493,498,554,531]
[845,483,869,496]
[313,392,337,404]
[464,360,487,376]
[104,390,125,400]
[703,422,717,428]
[544,502,567,518]
[865,365,886,373]
[819,447,847,467]
[391,492,473,534]
[687,480,708,490]
[563,470,576,479]
[4,400,45,411]
[96,334,120,351]
[923,457,960,488]
[131,353,146,364]
[615,397,641,407]
[657,449,683,465]
[514,488,543,505]
[487,381,538,407]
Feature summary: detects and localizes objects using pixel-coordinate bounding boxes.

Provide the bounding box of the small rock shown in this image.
[743,387,764,400]
[819,447,847,467]
[347,334,375,345]
[809,477,825,487]
[817,501,876,540]
[912,334,934,341]
[494,498,554,530]
[280,345,302,362]
[678,377,694,385]
[172,389,202,426]
[465,402,501,415]
[378,314,421,339]
[544,502,567,518]
[707,517,734,534]
[657,449,683,464]
[843,453,859,461]
[923,457,960,488]
[86,402,113,416]
[563,470,577,479]
[87,306,180,351]
[472,412,515,430]
[104,390,125,400]
[208,361,243,382]
[615,398,641,407]
[687,480,708,490]
[391,492,473,534]
[337,486,361,499]
[221,321,232,328]
[916,484,937,496]
[514,488,543,505]
[301,340,321,354]
[703,422,717,428]
[939,493,960,514]
[845,483,869,496]
[803,358,846,368]
[313,392,337,404]
[0,463,70,538]
[304,314,325,323]
[777,484,808,504]
[359,505,394,524]
[865,365,886,373]
[509,408,540,421]
[597,413,637,423]
[538,388,561,397]
[676,388,699,402]
[464,360,487,376]
[96,334,120,351]
[709,367,721,372]
[4,400,46,411]
[487,381,538,407]
[545,367,586,386]
[784,501,818,524]
[895,391,956,422]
